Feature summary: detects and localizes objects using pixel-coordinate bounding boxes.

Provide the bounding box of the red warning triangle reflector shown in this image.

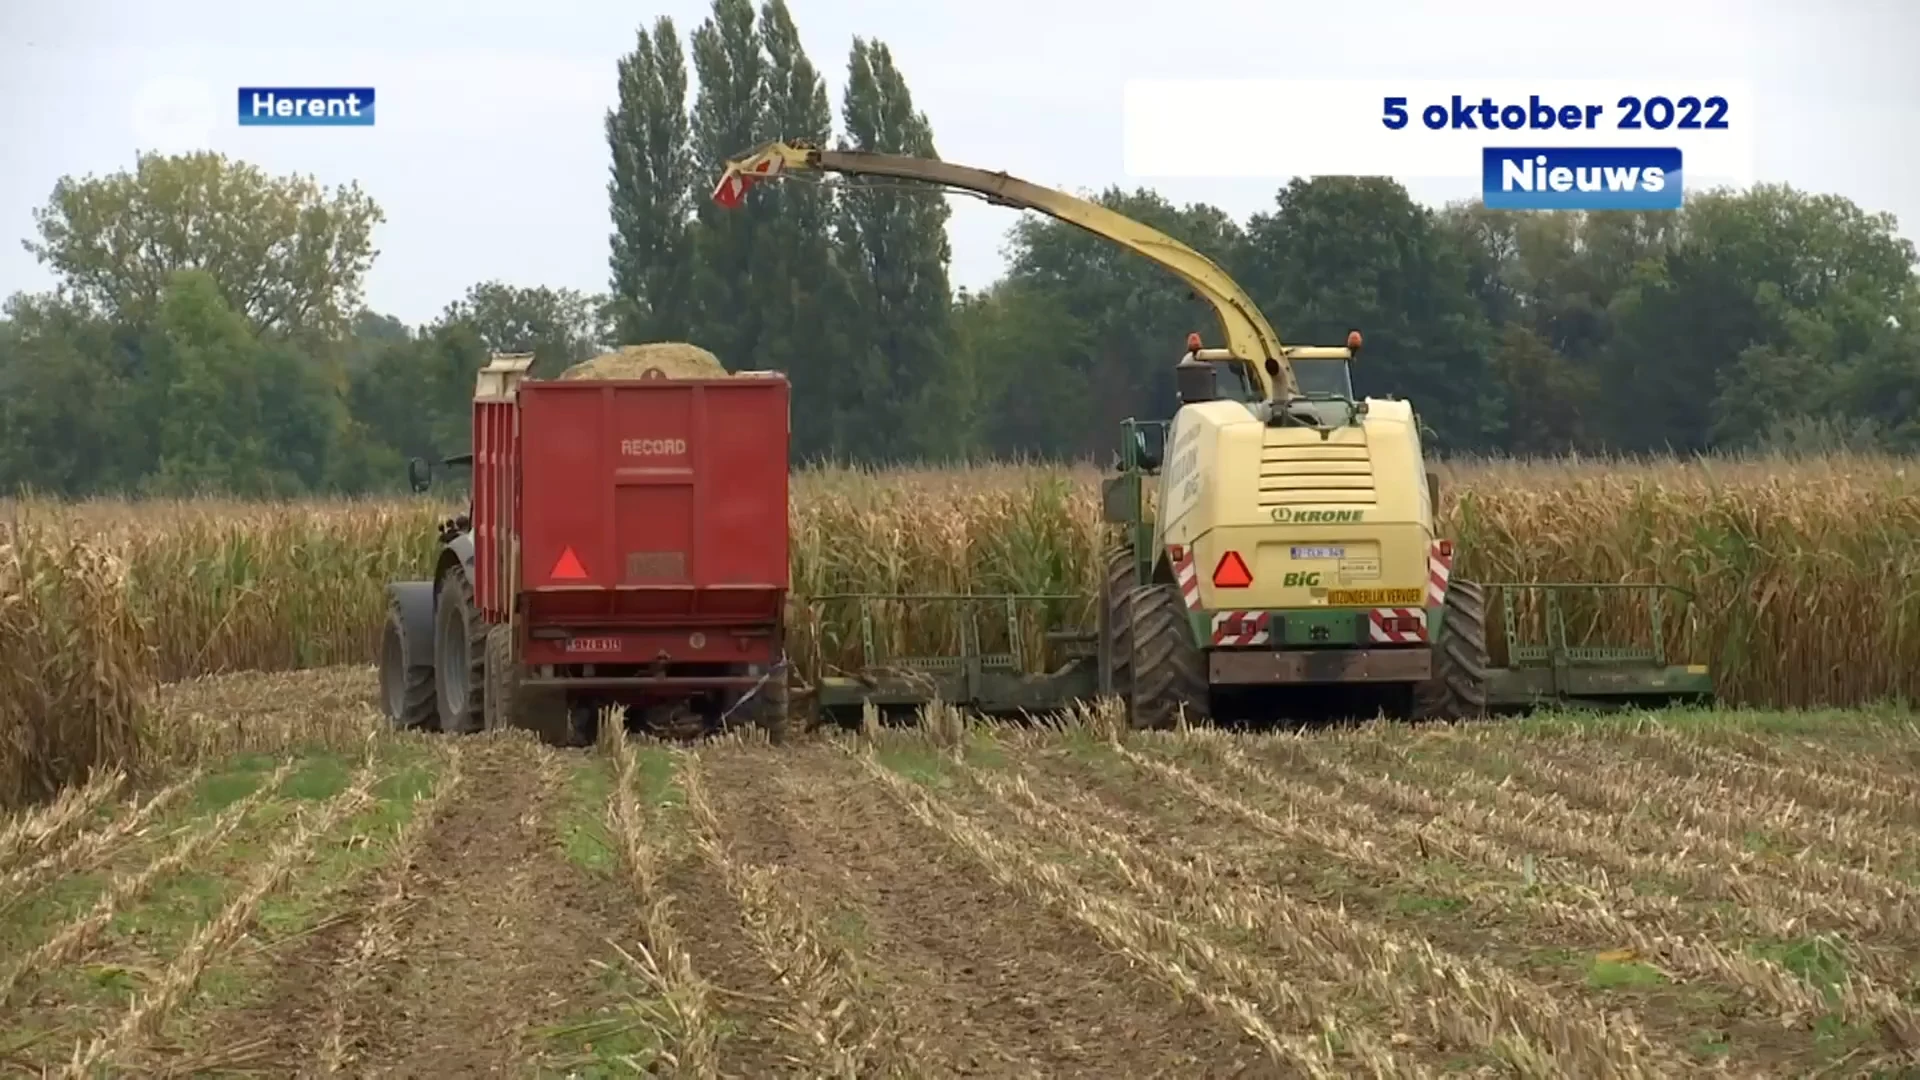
[550,546,588,580]
[1212,551,1253,588]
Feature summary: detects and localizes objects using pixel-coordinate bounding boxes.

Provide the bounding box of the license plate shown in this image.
[1326,588,1423,606]
[1290,545,1345,560]
[564,637,622,653]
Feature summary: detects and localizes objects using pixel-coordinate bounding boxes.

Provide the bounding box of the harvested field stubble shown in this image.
[1,667,1919,1074]
[4,452,1920,799]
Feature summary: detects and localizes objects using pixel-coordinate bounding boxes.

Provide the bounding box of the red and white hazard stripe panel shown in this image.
[1428,540,1453,608]
[1169,544,1202,611]
[1368,607,1429,644]
[1210,611,1270,646]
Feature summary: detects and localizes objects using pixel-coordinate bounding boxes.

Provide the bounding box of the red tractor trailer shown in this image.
[379,353,793,745]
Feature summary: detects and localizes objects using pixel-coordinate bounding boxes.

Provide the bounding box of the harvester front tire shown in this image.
[1125,584,1210,730]
[380,598,436,731]
[1415,580,1491,721]
[433,568,487,735]
[483,625,573,745]
[1097,545,1137,701]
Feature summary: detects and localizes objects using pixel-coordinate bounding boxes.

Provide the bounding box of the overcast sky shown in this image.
[1,0,1915,328]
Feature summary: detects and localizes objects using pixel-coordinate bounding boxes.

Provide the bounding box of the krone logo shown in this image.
[1273,508,1364,523]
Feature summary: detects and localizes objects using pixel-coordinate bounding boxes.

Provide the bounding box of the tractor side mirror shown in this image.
[407,457,431,494]
[1175,361,1218,405]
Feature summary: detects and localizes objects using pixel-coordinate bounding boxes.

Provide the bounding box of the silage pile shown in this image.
[559,343,728,380]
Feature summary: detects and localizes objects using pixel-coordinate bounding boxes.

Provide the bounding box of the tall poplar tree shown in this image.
[752,0,846,457]
[687,0,767,366]
[606,17,697,344]
[833,38,955,460]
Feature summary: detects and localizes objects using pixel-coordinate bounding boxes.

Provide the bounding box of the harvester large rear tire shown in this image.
[433,567,487,735]
[1415,580,1490,721]
[483,625,573,745]
[1097,545,1137,701]
[1125,584,1210,730]
[380,598,436,731]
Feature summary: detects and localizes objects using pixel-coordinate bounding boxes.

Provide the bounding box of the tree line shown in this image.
[2,0,1917,496]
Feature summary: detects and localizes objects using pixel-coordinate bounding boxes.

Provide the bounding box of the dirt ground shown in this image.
[2,668,1919,1077]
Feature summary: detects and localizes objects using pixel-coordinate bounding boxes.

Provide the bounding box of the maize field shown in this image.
[2,454,1919,1074]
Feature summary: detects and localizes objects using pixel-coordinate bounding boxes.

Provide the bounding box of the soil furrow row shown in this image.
[0,760,296,1007]
[850,748,1340,1077]
[1120,736,1920,1064]
[1512,740,1914,874]
[0,770,127,874]
[1307,737,1916,942]
[1404,739,1920,927]
[1076,743,1682,1077]
[605,729,719,1078]
[1625,728,1920,825]
[63,753,383,1075]
[964,759,1502,1076]
[0,768,202,911]
[311,744,466,1075]
[1268,737,1898,958]
[679,753,906,1079]
[695,742,1253,1078]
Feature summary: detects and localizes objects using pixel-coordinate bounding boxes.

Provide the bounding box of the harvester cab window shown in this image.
[1292,357,1355,400]
[1205,360,1260,403]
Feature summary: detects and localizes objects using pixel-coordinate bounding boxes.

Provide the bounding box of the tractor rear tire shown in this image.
[1125,584,1210,730]
[433,567,487,735]
[483,625,572,745]
[1415,580,1491,721]
[379,597,437,731]
[1097,545,1137,701]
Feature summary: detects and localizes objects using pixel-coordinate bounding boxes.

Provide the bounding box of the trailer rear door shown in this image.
[513,376,790,626]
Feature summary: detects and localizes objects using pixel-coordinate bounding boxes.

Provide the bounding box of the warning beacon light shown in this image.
[1185,332,1203,353]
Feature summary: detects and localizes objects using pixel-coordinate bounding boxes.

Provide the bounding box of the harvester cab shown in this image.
[713,140,1716,729]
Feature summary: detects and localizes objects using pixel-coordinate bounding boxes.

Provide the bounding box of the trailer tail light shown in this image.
[1382,613,1422,634]
[1435,539,1453,558]
[1212,551,1253,588]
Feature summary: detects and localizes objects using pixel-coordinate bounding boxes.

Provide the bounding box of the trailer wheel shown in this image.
[379,597,436,731]
[433,567,487,735]
[1415,580,1490,721]
[1097,545,1137,701]
[1125,584,1210,730]
[483,625,572,745]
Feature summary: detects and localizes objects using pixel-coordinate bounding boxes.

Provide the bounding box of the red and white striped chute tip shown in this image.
[710,155,785,208]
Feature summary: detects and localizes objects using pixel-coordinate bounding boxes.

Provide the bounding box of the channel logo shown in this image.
[237,87,376,127]
[1481,146,1682,211]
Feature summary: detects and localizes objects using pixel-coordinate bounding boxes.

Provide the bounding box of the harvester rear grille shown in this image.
[1257,442,1376,507]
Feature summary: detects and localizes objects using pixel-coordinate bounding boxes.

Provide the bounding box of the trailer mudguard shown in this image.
[386,581,436,665]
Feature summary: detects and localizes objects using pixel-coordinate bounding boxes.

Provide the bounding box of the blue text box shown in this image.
[237,87,376,127]
[1482,146,1682,210]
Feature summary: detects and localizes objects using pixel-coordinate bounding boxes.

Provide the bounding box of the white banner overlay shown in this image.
[1124,79,1755,187]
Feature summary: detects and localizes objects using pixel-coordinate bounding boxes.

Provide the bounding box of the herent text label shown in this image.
[1481,147,1682,212]
[237,87,376,127]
